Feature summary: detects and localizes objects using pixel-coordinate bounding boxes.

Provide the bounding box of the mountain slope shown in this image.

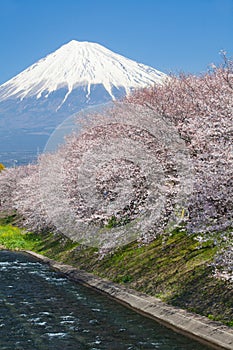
[0,40,166,165]
[0,40,166,105]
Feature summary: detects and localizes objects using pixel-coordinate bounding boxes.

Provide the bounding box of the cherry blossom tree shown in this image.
[0,165,35,214]
[12,161,52,232]
[38,103,193,249]
[127,54,233,235]
[126,54,233,277]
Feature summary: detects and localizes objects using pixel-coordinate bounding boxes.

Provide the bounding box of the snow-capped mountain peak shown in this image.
[0,40,168,166]
[0,40,166,105]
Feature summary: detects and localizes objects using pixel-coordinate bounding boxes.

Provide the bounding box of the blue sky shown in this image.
[0,0,233,85]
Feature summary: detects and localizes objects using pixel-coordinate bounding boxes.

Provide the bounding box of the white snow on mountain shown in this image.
[0,40,166,106]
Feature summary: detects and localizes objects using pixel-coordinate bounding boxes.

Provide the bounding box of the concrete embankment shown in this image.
[25,250,233,350]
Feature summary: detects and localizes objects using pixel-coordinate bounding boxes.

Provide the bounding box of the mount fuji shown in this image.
[0,40,166,165]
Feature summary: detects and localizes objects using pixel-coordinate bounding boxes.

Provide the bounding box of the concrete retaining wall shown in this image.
[24,250,233,350]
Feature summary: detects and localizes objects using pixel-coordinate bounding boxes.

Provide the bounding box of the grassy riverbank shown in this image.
[0,214,232,327]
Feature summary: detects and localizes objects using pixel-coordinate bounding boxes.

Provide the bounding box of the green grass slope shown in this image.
[0,215,232,326]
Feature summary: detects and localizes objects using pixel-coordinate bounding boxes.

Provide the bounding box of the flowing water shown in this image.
[0,251,211,350]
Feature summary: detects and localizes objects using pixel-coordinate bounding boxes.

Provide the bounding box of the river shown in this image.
[0,250,211,349]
